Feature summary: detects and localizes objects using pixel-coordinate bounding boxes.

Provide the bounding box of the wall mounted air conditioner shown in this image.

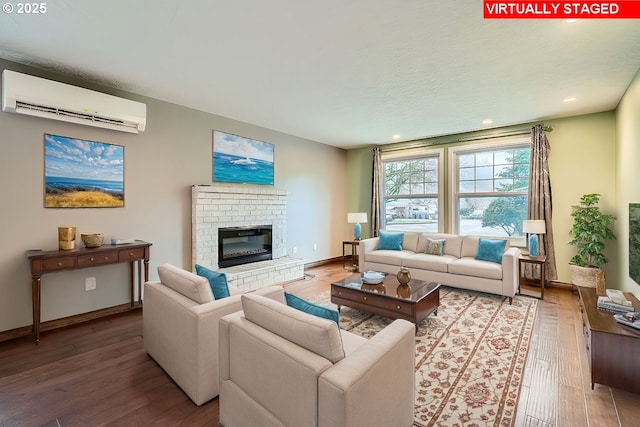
[1,69,146,134]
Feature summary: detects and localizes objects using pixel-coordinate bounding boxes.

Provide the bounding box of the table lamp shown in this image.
[523,219,546,257]
[347,212,368,240]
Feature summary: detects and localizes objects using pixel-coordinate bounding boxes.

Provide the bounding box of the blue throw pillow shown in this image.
[195,264,230,300]
[475,238,507,264]
[284,292,340,326]
[378,231,404,251]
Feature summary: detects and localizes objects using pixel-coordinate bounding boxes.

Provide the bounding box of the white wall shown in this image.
[0,59,347,332]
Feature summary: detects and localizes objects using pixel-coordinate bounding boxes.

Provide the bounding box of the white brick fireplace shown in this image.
[191,184,304,291]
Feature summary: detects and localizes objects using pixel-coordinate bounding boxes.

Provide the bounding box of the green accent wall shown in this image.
[345,112,619,287]
[616,68,640,298]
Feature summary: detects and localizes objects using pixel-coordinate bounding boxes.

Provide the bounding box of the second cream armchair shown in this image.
[219,291,416,427]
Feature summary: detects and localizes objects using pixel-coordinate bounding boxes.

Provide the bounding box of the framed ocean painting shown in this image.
[213,130,274,185]
[44,134,124,208]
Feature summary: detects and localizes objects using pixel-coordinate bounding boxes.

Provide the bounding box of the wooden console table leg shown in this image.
[129,261,135,307]
[137,260,142,305]
[32,276,41,344]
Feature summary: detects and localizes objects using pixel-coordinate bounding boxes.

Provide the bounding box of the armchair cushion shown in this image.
[241,293,345,363]
[284,292,340,326]
[157,263,213,304]
[195,263,230,299]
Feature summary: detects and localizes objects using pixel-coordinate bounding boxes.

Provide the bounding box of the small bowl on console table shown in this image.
[81,232,104,248]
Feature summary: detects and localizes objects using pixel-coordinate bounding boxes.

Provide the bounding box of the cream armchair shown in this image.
[143,263,282,406]
[219,292,416,427]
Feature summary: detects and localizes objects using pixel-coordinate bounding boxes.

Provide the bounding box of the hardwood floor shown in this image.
[0,261,638,426]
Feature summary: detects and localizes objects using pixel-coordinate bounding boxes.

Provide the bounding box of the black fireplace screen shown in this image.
[218,225,273,268]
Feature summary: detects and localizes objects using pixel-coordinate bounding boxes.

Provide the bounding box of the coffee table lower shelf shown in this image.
[331,283,439,332]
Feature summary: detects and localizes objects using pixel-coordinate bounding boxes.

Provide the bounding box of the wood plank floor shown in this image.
[0,261,638,426]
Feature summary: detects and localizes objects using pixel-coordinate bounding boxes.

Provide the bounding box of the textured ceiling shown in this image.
[1,1,639,149]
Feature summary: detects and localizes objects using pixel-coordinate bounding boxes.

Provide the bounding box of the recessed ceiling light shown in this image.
[563,96,577,103]
[482,119,493,125]
[392,134,401,140]
[566,18,579,23]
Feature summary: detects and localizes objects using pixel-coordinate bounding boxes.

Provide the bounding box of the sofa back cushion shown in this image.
[402,232,419,252]
[417,233,463,258]
[241,293,345,363]
[157,263,214,304]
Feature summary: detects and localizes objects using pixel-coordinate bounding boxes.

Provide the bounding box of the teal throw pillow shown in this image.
[195,264,230,300]
[378,231,404,251]
[284,292,340,326]
[475,238,507,264]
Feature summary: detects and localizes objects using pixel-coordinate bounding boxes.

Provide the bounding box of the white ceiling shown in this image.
[1,1,639,149]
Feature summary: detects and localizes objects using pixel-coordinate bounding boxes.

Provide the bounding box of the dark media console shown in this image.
[578,286,640,394]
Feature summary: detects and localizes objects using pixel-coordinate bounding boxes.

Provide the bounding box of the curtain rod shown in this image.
[380,125,553,153]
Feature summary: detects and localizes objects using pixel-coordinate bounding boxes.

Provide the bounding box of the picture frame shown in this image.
[44,133,125,208]
[212,130,274,185]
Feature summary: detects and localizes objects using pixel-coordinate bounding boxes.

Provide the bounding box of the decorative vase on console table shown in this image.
[397,266,411,286]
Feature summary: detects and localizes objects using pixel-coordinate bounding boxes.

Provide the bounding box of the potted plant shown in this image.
[569,193,616,287]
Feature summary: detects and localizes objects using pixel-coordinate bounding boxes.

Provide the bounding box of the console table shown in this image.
[27,240,151,343]
[577,286,640,393]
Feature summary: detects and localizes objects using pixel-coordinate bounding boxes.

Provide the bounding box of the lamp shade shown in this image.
[523,220,546,234]
[347,212,368,224]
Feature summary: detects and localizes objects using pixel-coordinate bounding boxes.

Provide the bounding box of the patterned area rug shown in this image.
[309,286,538,427]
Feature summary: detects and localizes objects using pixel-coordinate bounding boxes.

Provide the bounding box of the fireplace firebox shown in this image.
[218,225,273,268]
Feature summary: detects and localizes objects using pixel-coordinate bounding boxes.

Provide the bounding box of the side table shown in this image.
[342,240,360,271]
[518,254,546,299]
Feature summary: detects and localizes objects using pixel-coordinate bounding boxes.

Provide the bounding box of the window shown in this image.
[450,139,530,239]
[382,149,444,232]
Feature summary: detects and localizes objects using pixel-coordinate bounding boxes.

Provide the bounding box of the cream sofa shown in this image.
[359,232,521,303]
[143,263,283,406]
[219,291,416,427]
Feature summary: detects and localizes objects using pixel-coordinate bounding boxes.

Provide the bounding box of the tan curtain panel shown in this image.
[371,147,382,237]
[527,124,558,281]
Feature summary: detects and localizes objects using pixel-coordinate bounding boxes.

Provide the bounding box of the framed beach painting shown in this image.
[213,130,274,185]
[44,134,124,208]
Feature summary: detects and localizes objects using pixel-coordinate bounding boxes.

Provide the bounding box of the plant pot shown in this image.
[569,264,600,288]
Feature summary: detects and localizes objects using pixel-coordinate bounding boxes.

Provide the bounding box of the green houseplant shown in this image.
[569,193,616,286]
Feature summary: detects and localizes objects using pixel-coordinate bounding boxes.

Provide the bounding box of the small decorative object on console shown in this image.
[614,312,640,331]
[58,226,76,250]
[111,236,135,245]
[81,232,104,248]
[595,271,606,296]
[597,296,634,314]
[606,288,630,305]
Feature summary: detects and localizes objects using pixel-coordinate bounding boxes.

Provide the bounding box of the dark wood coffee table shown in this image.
[331,273,440,332]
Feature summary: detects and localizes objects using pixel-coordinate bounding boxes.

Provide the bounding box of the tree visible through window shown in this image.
[382,153,441,232]
[455,143,530,237]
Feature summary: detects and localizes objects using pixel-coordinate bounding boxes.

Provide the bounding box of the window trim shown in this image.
[381,147,445,232]
[448,137,530,240]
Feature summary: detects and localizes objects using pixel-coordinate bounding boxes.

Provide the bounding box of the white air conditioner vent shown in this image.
[2,70,146,133]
